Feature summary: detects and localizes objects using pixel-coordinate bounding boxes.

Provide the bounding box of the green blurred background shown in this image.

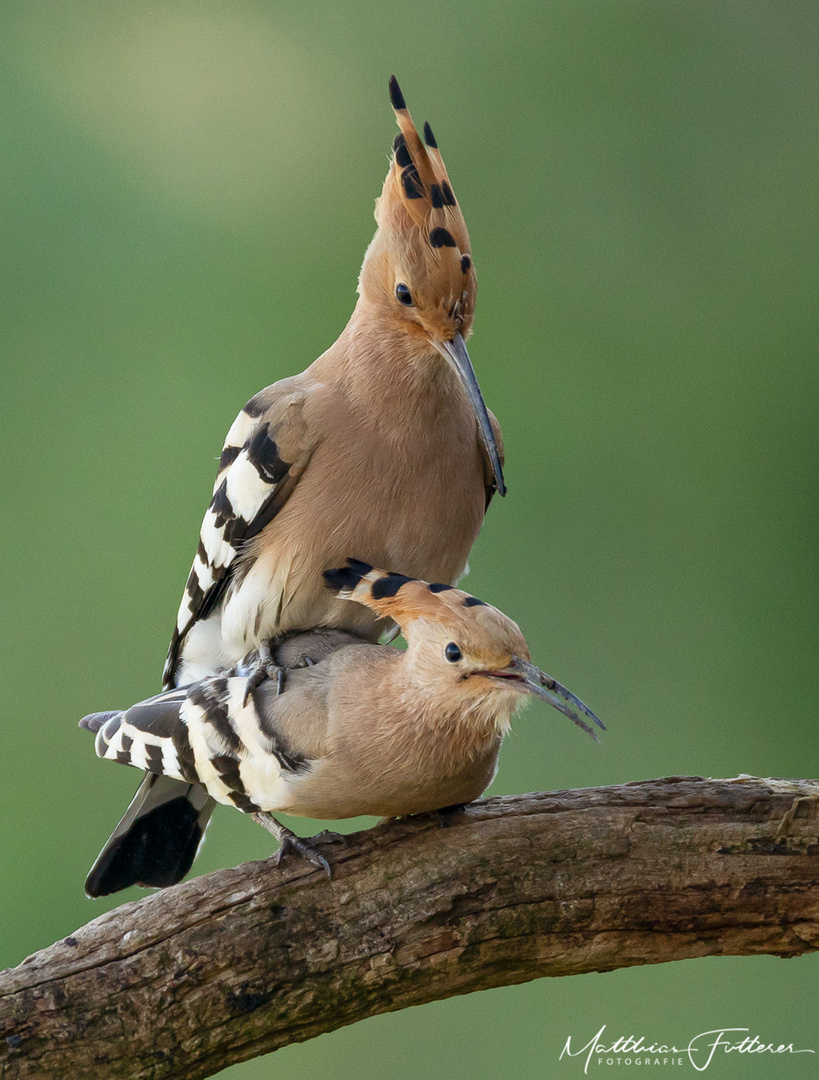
[2,1,817,1076]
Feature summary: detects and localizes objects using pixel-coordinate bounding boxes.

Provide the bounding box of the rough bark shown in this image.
[2,776,818,1080]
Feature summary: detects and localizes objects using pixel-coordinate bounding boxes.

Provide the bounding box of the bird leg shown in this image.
[251,812,333,879]
[242,640,285,706]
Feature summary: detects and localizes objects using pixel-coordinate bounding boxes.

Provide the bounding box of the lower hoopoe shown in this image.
[81,562,603,891]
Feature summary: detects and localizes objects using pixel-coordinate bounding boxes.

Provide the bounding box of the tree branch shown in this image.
[2,776,818,1080]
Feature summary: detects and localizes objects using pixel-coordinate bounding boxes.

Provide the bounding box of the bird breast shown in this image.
[221,377,488,656]
[278,714,503,821]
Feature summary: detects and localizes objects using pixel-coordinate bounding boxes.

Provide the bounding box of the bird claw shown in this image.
[252,812,333,878]
[275,832,333,879]
[311,829,345,845]
[242,641,285,707]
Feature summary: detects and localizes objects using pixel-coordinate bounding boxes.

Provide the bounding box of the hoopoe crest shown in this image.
[360,77,477,350]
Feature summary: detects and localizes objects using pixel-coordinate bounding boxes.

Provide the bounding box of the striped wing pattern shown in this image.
[163,386,311,690]
[87,672,309,815]
[82,629,367,896]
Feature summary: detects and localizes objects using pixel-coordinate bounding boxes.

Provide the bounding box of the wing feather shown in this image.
[163,381,315,688]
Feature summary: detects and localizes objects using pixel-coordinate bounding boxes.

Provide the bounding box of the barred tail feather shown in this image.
[82,661,315,895]
[81,689,216,897]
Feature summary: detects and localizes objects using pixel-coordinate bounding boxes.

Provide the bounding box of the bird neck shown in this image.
[314,300,458,412]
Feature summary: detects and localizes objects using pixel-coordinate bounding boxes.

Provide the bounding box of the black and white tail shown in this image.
[84,773,214,897]
[80,668,303,895]
[80,693,216,897]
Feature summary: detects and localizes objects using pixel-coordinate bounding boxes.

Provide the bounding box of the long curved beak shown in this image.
[485,656,605,742]
[435,333,506,497]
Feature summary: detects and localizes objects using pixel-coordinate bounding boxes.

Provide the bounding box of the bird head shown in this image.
[358,76,505,497]
[324,560,604,740]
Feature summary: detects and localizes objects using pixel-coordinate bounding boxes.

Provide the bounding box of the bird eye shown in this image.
[444,642,462,663]
[395,283,413,306]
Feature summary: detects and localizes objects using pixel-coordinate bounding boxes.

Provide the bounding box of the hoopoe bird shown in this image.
[164,76,504,690]
[85,77,505,896]
[81,563,603,889]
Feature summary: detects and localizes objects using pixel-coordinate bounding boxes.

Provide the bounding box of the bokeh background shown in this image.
[2,1,817,1077]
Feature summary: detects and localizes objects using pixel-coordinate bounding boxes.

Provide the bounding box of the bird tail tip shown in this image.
[85,776,214,898]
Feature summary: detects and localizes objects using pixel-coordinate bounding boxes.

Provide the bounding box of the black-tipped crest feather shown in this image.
[388,75,406,111]
[323,558,373,595]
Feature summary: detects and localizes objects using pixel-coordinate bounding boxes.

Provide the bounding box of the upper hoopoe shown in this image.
[165,76,503,690]
[82,562,603,890]
[85,78,505,895]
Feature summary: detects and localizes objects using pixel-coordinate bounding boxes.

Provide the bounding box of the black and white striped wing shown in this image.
[86,672,309,815]
[163,383,313,689]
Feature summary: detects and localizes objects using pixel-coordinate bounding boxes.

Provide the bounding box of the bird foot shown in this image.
[311,829,345,845]
[242,640,285,706]
[275,832,333,878]
[252,812,333,878]
[430,803,468,829]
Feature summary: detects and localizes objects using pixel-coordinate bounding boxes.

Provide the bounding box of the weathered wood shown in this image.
[2,776,818,1080]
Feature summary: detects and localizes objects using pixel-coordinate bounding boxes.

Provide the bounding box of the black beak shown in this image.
[435,333,506,497]
[486,656,605,742]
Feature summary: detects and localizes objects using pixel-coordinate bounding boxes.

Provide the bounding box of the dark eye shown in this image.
[395,283,413,306]
[444,642,462,663]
